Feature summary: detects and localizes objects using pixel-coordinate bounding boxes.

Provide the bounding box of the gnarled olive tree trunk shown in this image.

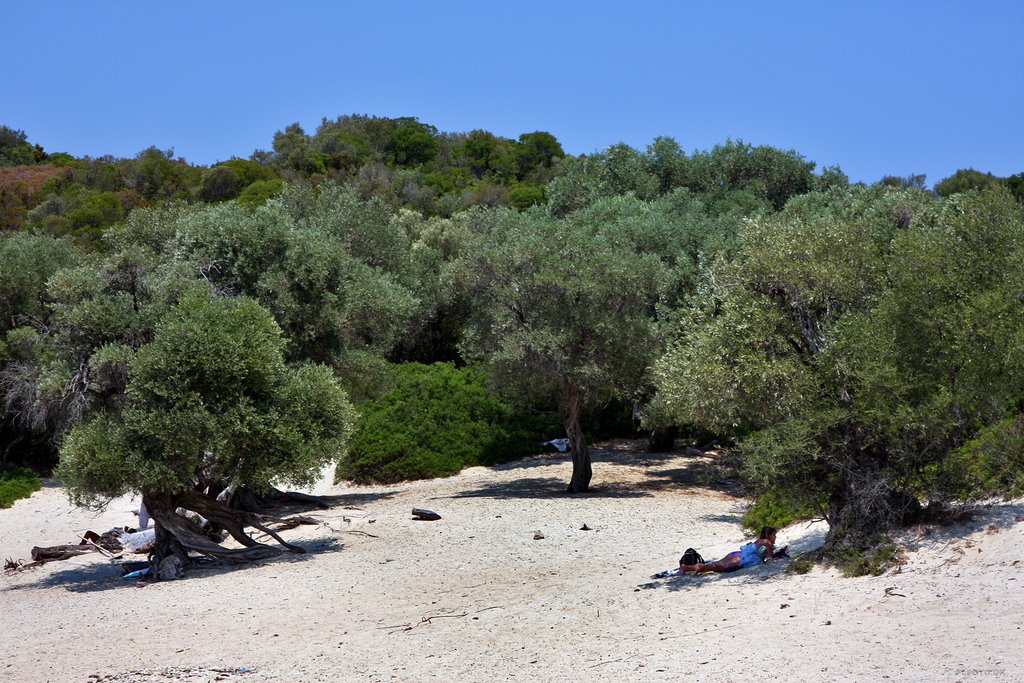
[143,489,307,578]
[823,443,923,551]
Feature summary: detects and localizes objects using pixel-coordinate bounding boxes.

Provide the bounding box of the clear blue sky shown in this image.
[6,1,1022,187]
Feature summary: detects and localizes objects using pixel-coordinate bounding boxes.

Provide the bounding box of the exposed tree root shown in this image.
[8,489,325,578]
[142,490,314,577]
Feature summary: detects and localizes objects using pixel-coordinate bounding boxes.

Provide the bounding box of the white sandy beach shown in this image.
[2,440,1022,682]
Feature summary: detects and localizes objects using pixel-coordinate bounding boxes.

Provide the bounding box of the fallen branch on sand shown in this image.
[383,606,505,634]
[4,557,42,573]
[421,612,468,623]
[249,514,321,542]
[83,537,121,559]
[31,544,96,562]
[259,514,321,531]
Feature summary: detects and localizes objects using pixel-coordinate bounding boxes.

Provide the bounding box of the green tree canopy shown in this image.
[650,186,1024,549]
[112,185,420,399]
[547,138,822,218]
[934,168,1001,197]
[1005,172,1024,203]
[461,202,667,491]
[56,292,354,567]
[0,232,79,334]
[125,147,200,202]
[0,126,43,166]
[272,123,327,177]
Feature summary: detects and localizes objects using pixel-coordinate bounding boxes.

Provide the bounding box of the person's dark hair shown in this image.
[759,526,777,539]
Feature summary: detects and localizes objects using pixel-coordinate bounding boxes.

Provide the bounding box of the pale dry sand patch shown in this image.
[1,442,1022,682]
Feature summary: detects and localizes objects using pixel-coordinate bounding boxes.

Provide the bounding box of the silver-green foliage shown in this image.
[113,185,425,399]
[57,292,354,509]
[652,186,1024,540]
[0,232,79,335]
[460,198,670,490]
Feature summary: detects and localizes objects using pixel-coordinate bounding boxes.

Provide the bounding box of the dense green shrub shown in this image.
[508,183,545,210]
[336,362,560,484]
[784,543,903,577]
[236,178,284,207]
[939,415,1024,500]
[787,554,816,575]
[742,490,821,533]
[830,535,904,577]
[0,464,41,508]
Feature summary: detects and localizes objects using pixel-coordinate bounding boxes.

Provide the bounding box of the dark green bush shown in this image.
[787,554,816,575]
[833,539,903,577]
[236,178,285,208]
[508,183,546,210]
[821,528,904,577]
[336,362,560,484]
[0,464,41,508]
[742,490,820,533]
[938,415,1024,500]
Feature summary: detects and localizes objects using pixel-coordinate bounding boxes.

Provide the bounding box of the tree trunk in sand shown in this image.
[561,383,591,493]
[142,489,307,578]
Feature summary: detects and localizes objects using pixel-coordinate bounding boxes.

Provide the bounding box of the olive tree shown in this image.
[461,202,666,492]
[0,232,80,465]
[56,292,354,573]
[117,185,420,399]
[651,186,1024,547]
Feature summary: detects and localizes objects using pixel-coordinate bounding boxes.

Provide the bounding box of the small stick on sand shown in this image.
[336,529,380,538]
[659,624,738,640]
[589,658,625,668]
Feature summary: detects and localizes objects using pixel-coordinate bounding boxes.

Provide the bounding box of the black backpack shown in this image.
[680,548,705,566]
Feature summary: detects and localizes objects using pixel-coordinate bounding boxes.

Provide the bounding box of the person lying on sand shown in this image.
[680,526,777,574]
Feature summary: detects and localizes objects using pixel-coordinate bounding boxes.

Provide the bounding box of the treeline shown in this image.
[0,117,568,241]
[2,116,1023,568]
[6,118,1023,245]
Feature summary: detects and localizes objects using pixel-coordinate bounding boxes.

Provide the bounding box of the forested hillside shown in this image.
[2,116,1022,571]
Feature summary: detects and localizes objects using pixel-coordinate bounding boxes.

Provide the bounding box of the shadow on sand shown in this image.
[491,442,686,473]
[638,519,829,593]
[641,560,800,593]
[444,476,652,500]
[898,498,1024,554]
[262,489,402,517]
[446,440,745,501]
[2,534,346,594]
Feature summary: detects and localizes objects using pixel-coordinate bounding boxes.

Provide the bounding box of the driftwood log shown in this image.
[30,545,96,562]
[28,528,128,565]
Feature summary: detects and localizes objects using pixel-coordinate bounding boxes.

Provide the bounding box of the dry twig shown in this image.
[659,624,738,640]
[335,529,379,538]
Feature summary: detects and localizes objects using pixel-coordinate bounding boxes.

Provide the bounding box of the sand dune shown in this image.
[2,441,1022,682]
